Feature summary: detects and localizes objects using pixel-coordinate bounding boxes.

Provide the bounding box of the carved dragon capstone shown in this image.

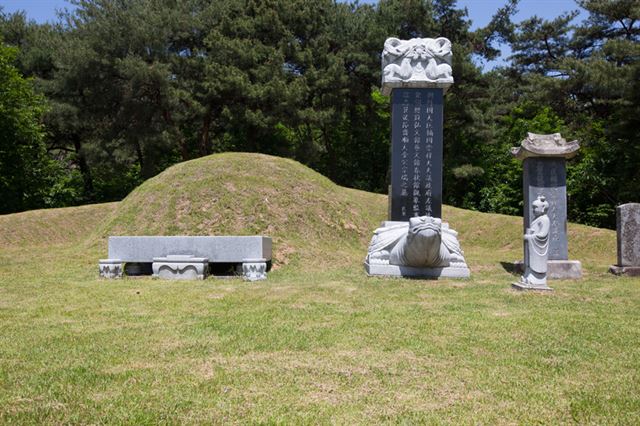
[381,37,453,95]
[366,216,468,272]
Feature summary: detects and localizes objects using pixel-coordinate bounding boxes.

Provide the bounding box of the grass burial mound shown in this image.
[1,153,639,424]
[98,153,386,268]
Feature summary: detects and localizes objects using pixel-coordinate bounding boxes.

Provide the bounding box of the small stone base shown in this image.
[609,265,640,277]
[99,259,123,279]
[242,258,268,281]
[152,255,208,280]
[514,260,582,280]
[511,282,553,292]
[365,262,470,279]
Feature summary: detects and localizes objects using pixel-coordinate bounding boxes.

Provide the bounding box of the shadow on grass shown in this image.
[500,261,519,275]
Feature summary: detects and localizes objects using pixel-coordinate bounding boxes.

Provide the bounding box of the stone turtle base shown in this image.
[365,262,470,279]
[514,260,582,280]
[609,265,640,277]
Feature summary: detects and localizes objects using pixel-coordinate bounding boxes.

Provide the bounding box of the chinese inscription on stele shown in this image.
[390,88,443,221]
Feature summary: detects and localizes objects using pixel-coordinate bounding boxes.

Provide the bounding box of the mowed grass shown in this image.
[0,153,639,424]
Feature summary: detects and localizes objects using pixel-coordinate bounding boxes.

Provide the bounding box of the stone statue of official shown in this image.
[513,195,552,291]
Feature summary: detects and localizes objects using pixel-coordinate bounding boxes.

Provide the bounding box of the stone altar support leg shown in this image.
[242,259,268,281]
[152,255,208,280]
[99,259,123,279]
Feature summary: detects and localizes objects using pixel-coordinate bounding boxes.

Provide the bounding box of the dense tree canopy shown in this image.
[0,39,74,214]
[0,0,637,228]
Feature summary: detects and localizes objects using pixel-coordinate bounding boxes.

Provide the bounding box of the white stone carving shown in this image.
[365,216,470,278]
[242,259,268,281]
[381,37,454,95]
[99,259,123,279]
[152,255,208,280]
[513,196,553,291]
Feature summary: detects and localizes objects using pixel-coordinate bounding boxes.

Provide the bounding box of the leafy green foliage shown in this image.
[505,0,640,228]
[0,0,637,228]
[0,41,72,213]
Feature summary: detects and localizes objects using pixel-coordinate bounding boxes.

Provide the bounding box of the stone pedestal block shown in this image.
[152,255,208,280]
[511,281,553,292]
[609,266,640,277]
[242,259,268,281]
[365,262,470,278]
[99,259,123,279]
[513,260,582,280]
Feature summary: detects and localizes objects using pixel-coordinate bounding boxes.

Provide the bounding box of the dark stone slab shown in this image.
[616,203,640,267]
[390,88,443,220]
[609,265,640,277]
[523,157,568,260]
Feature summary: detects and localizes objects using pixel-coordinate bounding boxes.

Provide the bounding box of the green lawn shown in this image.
[1,242,638,424]
[0,154,638,424]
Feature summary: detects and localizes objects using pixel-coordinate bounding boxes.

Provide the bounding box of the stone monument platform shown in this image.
[99,236,272,281]
[365,261,470,279]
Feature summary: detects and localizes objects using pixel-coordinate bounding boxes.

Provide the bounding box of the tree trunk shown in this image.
[134,139,148,178]
[199,108,213,156]
[72,136,94,200]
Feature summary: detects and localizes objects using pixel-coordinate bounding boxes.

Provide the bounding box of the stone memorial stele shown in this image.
[511,132,582,279]
[609,203,640,276]
[512,196,552,291]
[365,36,470,279]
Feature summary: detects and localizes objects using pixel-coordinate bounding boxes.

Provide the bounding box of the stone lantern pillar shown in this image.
[364,37,469,279]
[511,133,582,279]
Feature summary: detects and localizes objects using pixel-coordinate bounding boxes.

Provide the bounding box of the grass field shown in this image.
[0,154,638,424]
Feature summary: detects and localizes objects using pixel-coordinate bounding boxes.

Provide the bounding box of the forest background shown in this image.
[0,0,638,229]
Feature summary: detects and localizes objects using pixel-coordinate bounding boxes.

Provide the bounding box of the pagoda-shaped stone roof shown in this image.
[511,133,580,160]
